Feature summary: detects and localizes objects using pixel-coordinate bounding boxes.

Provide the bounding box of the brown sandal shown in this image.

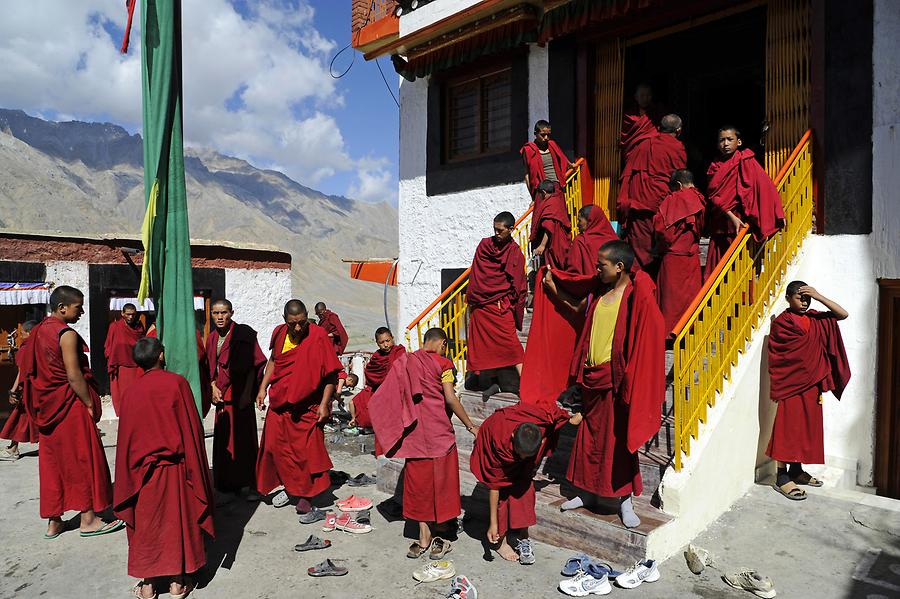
[792,472,824,487]
[773,481,807,501]
[429,536,452,559]
[407,542,427,558]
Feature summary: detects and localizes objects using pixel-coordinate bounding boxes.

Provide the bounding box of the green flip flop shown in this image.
[80,519,125,538]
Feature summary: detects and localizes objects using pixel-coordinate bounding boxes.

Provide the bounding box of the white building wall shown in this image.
[224,267,292,358]
[45,260,91,351]
[399,0,483,36]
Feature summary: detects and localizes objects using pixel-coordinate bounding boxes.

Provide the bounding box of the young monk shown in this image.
[652,169,706,331]
[471,402,573,564]
[349,327,406,431]
[565,205,620,276]
[766,281,850,501]
[1,320,39,461]
[369,327,479,559]
[704,126,785,279]
[19,286,122,538]
[256,300,343,514]
[530,179,573,270]
[114,337,214,599]
[618,114,687,273]
[466,212,527,397]
[544,241,665,528]
[206,299,267,495]
[520,119,575,196]
[103,303,145,416]
[315,302,349,355]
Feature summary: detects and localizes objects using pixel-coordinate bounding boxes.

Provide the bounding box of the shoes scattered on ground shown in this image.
[413,560,457,583]
[558,566,612,596]
[516,538,535,565]
[561,554,620,578]
[271,490,290,508]
[307,559,348,577]
[447,575,477,598]
[722,569,777,598]
[336,495,373,512]
[354,509,371,525]
[684,543,715,575]
[328,512,371,534]
[429,537,452,560]
[0,447,20,461]
[294,535,331,552]
[347,473,377,487]
[298,507,328,525]
[615,559,660,589]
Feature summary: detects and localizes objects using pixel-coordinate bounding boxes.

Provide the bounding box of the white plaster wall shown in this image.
[44,261,91,352]
[399,0,483,36]
[224,267,292,359]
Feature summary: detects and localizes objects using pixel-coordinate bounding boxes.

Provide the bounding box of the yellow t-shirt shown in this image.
[441,369,455,384]
[586,295,622,366]
[282,333,299,354]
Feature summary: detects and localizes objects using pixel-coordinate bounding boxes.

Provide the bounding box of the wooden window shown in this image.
[444,68,512,162]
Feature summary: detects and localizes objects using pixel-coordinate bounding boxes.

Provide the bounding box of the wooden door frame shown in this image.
[875,279,900,498]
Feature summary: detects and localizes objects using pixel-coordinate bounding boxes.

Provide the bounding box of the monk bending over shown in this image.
[315,302,349,355]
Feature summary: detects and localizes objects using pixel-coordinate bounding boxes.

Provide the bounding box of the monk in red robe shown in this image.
[520,119,575,196]
[114,337,214,599]
[256,299,342,515]
[766,281,850,501]
[618,114,687,274]
[103,303,145,416]
[467,211,527,397]
[369,328,478,558]
[544,242,665,528]
[704,126,785,279]
[315,302,349,354]
[566,205,620,275]
[652,169,706,331]
[531,180,573,270]
[349,327,405,430]
[619,84,665,165]
[471,402,572,564]
[206,299,266,494]
[20,286,122,538]
[147,322,212,416]
[1,320,39,461]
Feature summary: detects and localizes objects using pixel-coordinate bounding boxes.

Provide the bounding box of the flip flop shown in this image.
[772,481,807,501]
[561,554,590,576]
[792,472,824,487]
[307,559,348,577]
[80,519,125,537]
[294,535,331,552]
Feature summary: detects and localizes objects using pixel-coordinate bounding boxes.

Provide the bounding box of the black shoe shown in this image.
[482,383,501,402]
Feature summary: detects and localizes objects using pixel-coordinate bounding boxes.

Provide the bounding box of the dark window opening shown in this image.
[445,68,513,162]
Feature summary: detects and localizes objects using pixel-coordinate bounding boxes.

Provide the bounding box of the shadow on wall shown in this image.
[755,328,778,483]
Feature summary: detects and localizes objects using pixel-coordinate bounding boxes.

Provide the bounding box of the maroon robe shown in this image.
[114,369,214,578]
[1,338,39,444]
[619,111,658,161]
[352,343,406,429]
[530,188,573,270]
[467,236,527,372]
[470,403,569,536]
[206,322,267,492]
[520,139,569,195]
[103,318,145,416]
[704,149,785,279]
[318,309,349,354]
[21,317,112,518]
[256,323,342,498]
[567,272,665,497]
[653,187,706,331]
[766,310,850,464]
[566,208,620,275]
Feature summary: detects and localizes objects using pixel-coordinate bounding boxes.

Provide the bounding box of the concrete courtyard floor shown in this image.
[1,416,899,599]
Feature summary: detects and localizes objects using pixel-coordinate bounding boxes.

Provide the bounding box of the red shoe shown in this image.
[336,496,373,512]
[334,512,372,534]
[322,512,337,532]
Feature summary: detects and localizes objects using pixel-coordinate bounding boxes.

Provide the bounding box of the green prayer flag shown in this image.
[137,0,202,411]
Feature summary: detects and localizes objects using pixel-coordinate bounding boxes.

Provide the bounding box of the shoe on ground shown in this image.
[558,571,611,596]
[684,544,713,575]
[413,560,456,583]
[722,569,777,598]
[323,423,340,434]
[0,447,20,461]
[298,507,327,525]
[307,559,348,577]
[516,538,535,565]
[447,574,477,599]
[342,426,360,437]
[616,559,660,588]
[337,495,373,512]
[271,489,290,508]
[334,512,372,534]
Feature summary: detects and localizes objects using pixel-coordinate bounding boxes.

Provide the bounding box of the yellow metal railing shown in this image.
[405,161,589,375]
[671,130,814,471]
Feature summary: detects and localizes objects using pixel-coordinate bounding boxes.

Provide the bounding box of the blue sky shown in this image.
[0,1,400,204]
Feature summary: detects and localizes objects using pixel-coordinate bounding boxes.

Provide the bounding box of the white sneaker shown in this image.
[615,559,660,588]
[558,571,611,596]
[413,560,457,583]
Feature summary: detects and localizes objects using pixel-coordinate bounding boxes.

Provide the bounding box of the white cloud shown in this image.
[0,0,396,202]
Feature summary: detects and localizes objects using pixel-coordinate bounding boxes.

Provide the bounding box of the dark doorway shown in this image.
[875,279,900,500]
[624,6,767,190]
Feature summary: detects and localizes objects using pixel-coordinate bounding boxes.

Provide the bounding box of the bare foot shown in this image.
[46,519,65,537]
[497,539,518,561]
[134,581,155,599]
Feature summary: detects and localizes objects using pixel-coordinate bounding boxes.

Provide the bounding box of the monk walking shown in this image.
[704,126,784,279]
[544,242,665,528]
[520,119,575,196]
[349,327,405,431]
[530,179,573,270]
[652,169,706,330]
[19,286,122,538]
[767,281,850,501]
[206,299,267,495]
[466,212,527,399]
[565,205,620,276]
[103,303,145,416]
[315,302,349,355]
[114,337,214,599]
[1,320,39,461]
[256,300,343,514]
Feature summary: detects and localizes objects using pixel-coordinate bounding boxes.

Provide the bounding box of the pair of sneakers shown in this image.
[322,511,371,534]
[336,495,372,512]
[559,560,659,596]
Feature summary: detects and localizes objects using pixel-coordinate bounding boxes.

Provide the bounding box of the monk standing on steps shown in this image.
[206,299,267,495]
[19,285,123,539]
[544,242,665,528]
[520,119,575,196]
[369,328,479,560]
[767,281,850,501]
[1,320,39,461]
[315,302,349,355]
[256,300,343,515]
[114,337,214,599]
[103,302,145,416]
[530,179,573,270]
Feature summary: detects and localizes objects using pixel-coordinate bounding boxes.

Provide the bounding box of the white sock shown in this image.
[620,496,640,528]
[560,496,584,511]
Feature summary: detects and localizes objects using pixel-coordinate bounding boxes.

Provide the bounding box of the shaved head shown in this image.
[212,298,233,311]
[660,114,682,133]
[284,299,307,317]
[49,285,84,311]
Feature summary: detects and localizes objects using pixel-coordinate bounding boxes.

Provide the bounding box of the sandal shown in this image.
[294,535,331,552]
[80,519,125,537]
[792,472,824,487]
[132,582,158,599]
[407,542,428,559]
[307,559,348,577]
[169,583,194,599]
[354,509,371,525]
[429,536,452,560]
[772,481,807,501]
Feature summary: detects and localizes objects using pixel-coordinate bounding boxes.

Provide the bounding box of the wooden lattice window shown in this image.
[444,67,512,162]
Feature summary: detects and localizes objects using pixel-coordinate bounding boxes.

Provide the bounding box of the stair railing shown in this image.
[671,130,814,471]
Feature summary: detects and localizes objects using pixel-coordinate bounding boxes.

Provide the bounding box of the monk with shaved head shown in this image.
[315,302,349,355]
[104,302,145,415]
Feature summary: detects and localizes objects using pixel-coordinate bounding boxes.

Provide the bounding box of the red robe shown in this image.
[652,187,706,331]
[352,343,406,429]
[530,188,573,270]
[567,272,665,497]
[565,208,620,275]
[206,322,267,492]
[256,323,342,498]
[467,236,527,372]
[147,327,212,416]
[103,318,145,416]
[318,309,349,354]
[766,310,850,464]
[369,350,460,523]
[704,149,785,279]
[1,338,39,444]
[520,139,569,195]
[470,403,569,536]
[20,317,112,518]
[619,111,658,161]
[113,369,214,578]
